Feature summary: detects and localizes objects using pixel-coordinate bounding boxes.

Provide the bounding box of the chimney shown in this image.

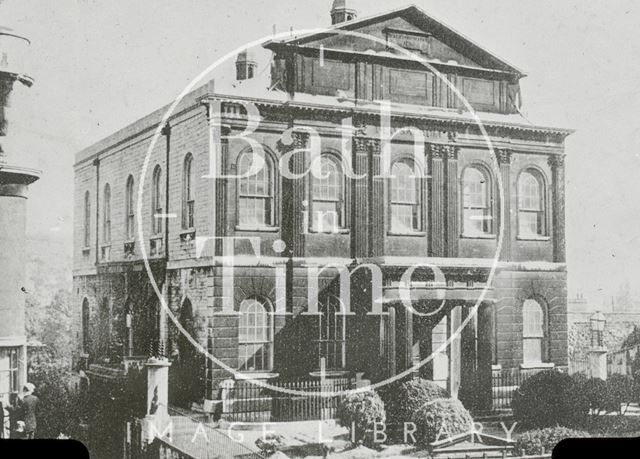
[330,0,358,25]
[236,49,257,81]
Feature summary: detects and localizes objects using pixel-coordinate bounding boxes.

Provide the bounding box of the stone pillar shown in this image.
[445,145,459,257]
[143,358,172,443]
[549,155,566,263]
[448,306,462,398]
[589,348,607,380]
[281,131,308,257]
[496,149,512,260]
[428,144,446,257]
[369,139,384,256]
[351,137,370,258]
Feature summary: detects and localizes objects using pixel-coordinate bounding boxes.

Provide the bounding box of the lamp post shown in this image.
[590,311,606,348]
[589,311,607,380]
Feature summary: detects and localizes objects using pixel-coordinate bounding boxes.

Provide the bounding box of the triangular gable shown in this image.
[265,4,524,77]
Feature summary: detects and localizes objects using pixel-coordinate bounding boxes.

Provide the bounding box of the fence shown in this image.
[568,357,590,377]
[490,367,547,411]
[223,376,355,422]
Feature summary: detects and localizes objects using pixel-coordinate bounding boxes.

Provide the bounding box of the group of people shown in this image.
[0,383,39,439]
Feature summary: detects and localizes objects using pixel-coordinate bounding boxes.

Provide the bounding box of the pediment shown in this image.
[267,6,523,76]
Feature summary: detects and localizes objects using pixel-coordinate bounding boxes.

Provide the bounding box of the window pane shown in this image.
[390,160,421,232]
[523,338,542,363]
[518,172,542,210]
[312,201,340,232]
[519,211,540,237]
[463,168,487,208]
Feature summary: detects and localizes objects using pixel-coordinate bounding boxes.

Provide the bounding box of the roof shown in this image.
[264,4,525,76]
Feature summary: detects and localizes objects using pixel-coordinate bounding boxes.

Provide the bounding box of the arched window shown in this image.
[518,170,546,237]
[238,298,272,371]
[102,183,111,244]
[237,151,274,227]
[390,159,422,233]
[317,296,346,370]
[152,165,163,235]
[125,175,135,240]
[84,191,91,248]
[82,298,90,354]
[462,166,492,235]
[182,153,195,229]
[311,155,345,232]
[523,299,547,364]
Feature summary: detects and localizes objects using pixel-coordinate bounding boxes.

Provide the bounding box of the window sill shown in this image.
[387,231,427,237]
[308,228,350,235]
[461,233,496,240]
[235,225,280,233]
[517,236,551,241]
[234,372,279,380]
[520,362,555,370]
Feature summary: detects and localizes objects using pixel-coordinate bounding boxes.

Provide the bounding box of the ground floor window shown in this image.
[238,298,272,372]
[317,297,346,371]
[0,348,19,401]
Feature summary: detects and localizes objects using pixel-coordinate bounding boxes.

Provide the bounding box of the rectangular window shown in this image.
[0,348,20,399]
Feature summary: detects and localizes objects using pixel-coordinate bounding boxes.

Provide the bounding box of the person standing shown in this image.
[5,393,23,439]
[19,383,39,439]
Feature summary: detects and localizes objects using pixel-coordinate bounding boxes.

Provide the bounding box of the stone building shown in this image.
[0,25,39,407]
[73,2,571,418]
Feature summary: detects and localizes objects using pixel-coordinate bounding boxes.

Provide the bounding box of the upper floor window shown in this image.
[316,296,346,370]
[238,298,272,371]
[390,159,423,233]
[311,155,345,232]
[523,299,547,364]
[182,153,195,230]
[518,170,546,238]
[237,151,274,227]
[83,191,91,248]
[152,165,163,235]
[125,175,135,240]
[462,166,492,236]
[102,183,111,244]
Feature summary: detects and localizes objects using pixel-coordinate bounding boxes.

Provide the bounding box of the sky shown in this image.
[1,0,640,307]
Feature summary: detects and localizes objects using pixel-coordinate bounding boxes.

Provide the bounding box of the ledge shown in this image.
[517,235,551,242]
[308,228,350,235]
[235,225,280,233]
[234,372,279,380]
[309,370,351,378]
[520,362,555,370]
[461,233,496,240]
[387,231,427,237]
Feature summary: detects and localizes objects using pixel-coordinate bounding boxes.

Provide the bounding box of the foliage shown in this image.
[514,427,589,456]
[582,377,609,415]
[27,350,86,439]
[336,391,386,446]
[512,370,589,428]
[622,325,640,349]
[412,397,473,447]
[605,373,635,414]
[255,433,286,456]
[377,377,448,436]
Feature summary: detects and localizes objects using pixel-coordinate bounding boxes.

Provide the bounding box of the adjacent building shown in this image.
[73,2,571,417]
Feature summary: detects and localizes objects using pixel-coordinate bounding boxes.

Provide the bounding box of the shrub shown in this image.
[412,397,473,447]
[583,377,609,415]
[514,427,589,456]
[512,370,589,428]
[255,433,286,456]
[378,378,448,435]
[337,391,386,446]
[605,373,635,414]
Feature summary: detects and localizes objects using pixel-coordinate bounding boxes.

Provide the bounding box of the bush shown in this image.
[583,377,609,415]
[514,427,589,456]
[336,391,386,446]
[412,397,473,447]
[255,433,285,456]
[512,370,589,428]
[605,373,635,414]
[378,378,448,434]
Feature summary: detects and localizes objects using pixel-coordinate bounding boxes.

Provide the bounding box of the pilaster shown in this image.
[428,144,446,257]
[549,154,566,263]
[496,148,512,260]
